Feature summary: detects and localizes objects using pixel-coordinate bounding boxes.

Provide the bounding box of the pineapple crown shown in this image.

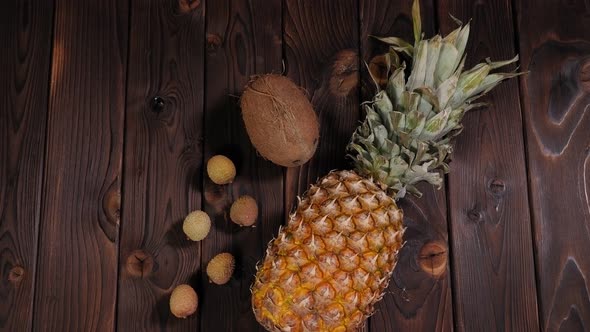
[347,0,521,199]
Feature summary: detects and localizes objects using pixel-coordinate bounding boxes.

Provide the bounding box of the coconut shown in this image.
[240,74,319,167]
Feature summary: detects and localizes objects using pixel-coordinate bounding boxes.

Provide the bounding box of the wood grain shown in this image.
[1,1,588,331]
[360,1,454,331]
[0,0,54,330]
[437,0,539,331]
[283,0,359,217]
[116,0,205,331]
[201,0,283,331]
[31,0,128,330]
[515,0,590,330]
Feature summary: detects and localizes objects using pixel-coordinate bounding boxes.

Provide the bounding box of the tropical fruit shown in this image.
[207,252,235,285]
[170,284,198,318]
[251,0,521,330]
[207,155,236,185]
[241,74,319,167]
[183,210,211,241]
[230,195,258,227]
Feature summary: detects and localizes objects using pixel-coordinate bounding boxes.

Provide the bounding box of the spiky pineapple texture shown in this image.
[348,1,520,198]
[252,170,404,331]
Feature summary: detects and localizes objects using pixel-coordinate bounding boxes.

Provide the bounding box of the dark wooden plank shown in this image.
[283,0,359,219]
[283,0,362,327]
[116,0,205,331]
[201,0,283,331]
[515,0,590,330]
[0,0,54,330]
[360,1,454,331]
[283,0,360,223]
[32,0,128,330]
[437,0,539,331]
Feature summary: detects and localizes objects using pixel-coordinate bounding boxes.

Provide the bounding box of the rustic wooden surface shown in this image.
[201,0,283,331]
[31,0,128,330]
[0,0,588,331]
[439,0,540,331]
[515,0,590,330]
[0,0,53,330]
[117,0,204,331]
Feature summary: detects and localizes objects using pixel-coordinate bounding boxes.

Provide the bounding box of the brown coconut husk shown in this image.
[240,74,319,167]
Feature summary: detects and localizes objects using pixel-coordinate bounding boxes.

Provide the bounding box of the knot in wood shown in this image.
[178,0,200,13]
[151,96,166,113]
[579,58,590,91]
[368,54,389,87]
[8,265,25,283]
[488,178,506,196]
[103,188,121,226]
[467,208,483,223]
[126,250,154,278]
[206,33,222,53]
[418,241,447,278]
[329,49,358,97]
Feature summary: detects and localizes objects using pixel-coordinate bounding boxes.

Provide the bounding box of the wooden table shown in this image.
[1,0,589,331]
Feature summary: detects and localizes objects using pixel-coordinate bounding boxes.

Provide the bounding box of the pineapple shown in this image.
[251,1,520,330]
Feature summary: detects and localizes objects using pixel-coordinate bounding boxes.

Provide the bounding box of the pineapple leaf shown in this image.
[404,160,443,187]
[408,92,421,113]
[415,141,429,163]
[372,36,414,56]
[420,107,452,140]
[486,55,519,69]
[374,125,389,149]
[414,87,441,112]
[448,13,463,26]
[467,71,523,100]
[463,102,487,112]
[406,41,428,90]
[388,47,401,68]
[449,63,491,107]
[349,0,523,198]
[406,110,426,132]
[374,91,394,115]
[424,35,442,87]
[442,26,461,44]
[417,95,434,117]
[386,63,406,107]
[441,108,465,136]
[454,23,470,55]
[372,101,395,132]
[412,0,422,44]
[409,111,427,137]
[434,42,459,85]
[390,111,406,131]
[436,73,459,109]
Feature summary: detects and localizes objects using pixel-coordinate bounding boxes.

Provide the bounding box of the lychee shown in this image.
[182,210,211,241]
[206,252,235,285]
[207,155,236,185]
[230,195,258,227]
[169,284,198,318]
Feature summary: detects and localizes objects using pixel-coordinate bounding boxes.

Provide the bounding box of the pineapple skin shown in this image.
[252,170,404,331]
